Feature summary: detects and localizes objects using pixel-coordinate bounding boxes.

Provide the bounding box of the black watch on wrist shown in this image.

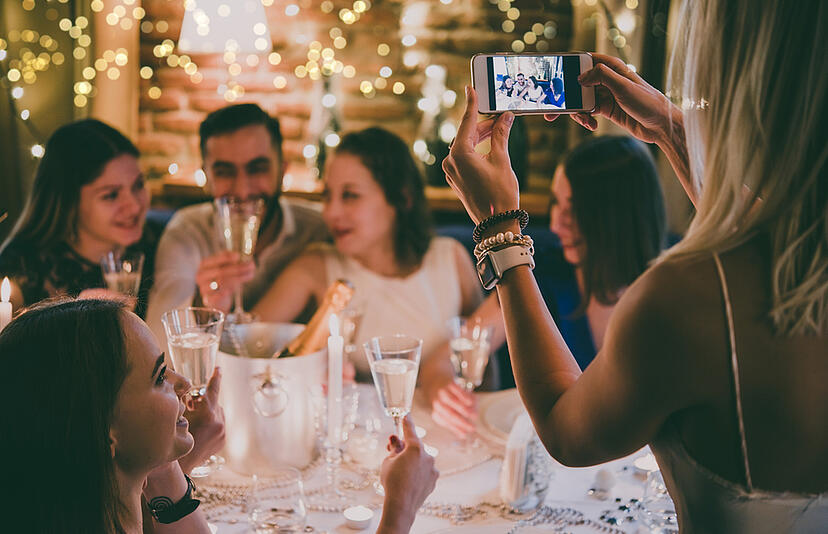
[148,473,201,524]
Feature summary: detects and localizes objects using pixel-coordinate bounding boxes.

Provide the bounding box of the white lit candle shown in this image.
[0,277,12,333]
[327,314,344,446]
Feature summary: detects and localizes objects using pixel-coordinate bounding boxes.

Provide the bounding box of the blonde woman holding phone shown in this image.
[443,0,827,531]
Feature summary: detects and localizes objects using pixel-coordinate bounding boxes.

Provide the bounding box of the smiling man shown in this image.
[146,104,329,341]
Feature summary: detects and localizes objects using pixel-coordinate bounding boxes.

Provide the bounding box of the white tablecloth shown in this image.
[200,388,656,533]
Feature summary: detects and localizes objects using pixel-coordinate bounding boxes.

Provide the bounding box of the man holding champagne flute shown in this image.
[146,104,329,342]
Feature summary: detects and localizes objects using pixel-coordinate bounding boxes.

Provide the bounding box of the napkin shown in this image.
[498,414,555,511]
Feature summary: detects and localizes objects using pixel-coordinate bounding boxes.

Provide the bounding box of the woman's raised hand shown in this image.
[442,87,520,225]
[546,53,694,203]
[178,367,226,475]
[550,53,682,145]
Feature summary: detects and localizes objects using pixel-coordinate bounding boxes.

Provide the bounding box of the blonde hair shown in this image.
[663,0,828,335]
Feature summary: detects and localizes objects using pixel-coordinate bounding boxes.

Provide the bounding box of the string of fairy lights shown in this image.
[1,0,643,185]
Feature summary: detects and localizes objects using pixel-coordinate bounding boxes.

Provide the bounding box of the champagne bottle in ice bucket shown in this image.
[276,279,355,358]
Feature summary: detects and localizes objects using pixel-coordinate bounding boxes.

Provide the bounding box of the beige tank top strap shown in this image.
[712,252,754,492]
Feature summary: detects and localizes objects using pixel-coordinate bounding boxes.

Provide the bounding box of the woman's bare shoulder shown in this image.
[608,253,726,365]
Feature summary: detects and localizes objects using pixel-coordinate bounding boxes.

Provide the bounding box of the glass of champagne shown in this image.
[213,196,264,324]
[448,317,493,449]
[100,250,144,298]
[363,334,422,438]
[448,317,493,392]
[161,307,225,477]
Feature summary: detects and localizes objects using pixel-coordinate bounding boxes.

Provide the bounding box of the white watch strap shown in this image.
[491,245,535,278]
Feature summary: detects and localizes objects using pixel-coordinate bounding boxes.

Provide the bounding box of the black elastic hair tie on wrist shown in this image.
[473,209,529,243]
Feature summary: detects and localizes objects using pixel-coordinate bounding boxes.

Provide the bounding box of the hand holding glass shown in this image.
[449,317,493,392]
[213,196,263,323]
[161,307,225,398]
[364,335,422,437]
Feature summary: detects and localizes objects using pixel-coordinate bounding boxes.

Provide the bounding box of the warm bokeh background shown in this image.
[1,0,691,238]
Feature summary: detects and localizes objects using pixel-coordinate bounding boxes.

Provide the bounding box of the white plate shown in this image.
[478,389,526,445]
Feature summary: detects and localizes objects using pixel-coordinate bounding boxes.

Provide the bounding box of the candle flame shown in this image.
[328,313,340,337]
[1,277,10,303]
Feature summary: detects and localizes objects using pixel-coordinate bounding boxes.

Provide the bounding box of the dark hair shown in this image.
[199,103,283,161]
[0,299,129,533]
[528,75,540,87]
[335,127,432,265]
[498,75,513,91]
[561,136,666,310]
[551,77,564,94]
[0,119,138,253]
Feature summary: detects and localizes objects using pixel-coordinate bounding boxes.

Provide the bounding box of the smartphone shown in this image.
[471,52,596,114]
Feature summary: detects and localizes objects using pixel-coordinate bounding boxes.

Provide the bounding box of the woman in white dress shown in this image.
[442,0,827,531]
[255,127,482,378]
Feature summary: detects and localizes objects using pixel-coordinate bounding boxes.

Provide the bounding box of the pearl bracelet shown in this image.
[474,231,534,259]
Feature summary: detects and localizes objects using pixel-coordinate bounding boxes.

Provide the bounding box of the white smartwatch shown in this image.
[476,245,535,290]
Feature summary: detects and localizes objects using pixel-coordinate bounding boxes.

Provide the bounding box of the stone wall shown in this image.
[137,0,574,194]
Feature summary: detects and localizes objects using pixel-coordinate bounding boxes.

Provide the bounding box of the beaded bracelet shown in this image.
[472,209,529,243]
[474,231,534,259]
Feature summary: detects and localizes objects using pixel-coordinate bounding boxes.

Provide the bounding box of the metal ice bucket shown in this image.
[218,322,326,475]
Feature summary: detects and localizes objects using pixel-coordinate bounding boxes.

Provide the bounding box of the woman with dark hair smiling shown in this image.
[0,299,210,534]
[0,299,437,534]
[0,119,157,317]
[0,119,227,479]
[255,127,482,379]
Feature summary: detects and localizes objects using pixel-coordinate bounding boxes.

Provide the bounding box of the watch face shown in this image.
[477,255,498,291]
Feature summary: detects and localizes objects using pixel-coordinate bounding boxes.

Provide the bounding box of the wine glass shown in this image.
[340,302,365,359]
[161,307,225,477]
[639,470,678,533]
[308,382,359,505]
[363,334,422,438]
[213,196,264,324]
[100,250,144,297]
[448,317,493,392]
[448,317,493,450]
[247,470,307,533]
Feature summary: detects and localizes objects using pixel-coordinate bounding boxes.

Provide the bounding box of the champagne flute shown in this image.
[448,317,493,393]
[448,316,493,450]
[364,334,422,438]
[213,196,264,324]
[100,250,144,297]
[161,307,225,477]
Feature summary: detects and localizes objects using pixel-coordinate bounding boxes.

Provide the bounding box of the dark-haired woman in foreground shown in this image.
[424,135,666,436]
[0,119,225,476]
[0,299,436,534]
[255,127,482,379]
[0,119,156,317]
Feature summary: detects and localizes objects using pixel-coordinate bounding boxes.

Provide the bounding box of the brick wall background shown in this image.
[137,0,575,196]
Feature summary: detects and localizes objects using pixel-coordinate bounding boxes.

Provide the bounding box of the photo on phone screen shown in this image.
[487,55,582,112]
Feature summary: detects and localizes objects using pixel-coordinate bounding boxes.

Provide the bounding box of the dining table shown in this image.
[198,386,669,534]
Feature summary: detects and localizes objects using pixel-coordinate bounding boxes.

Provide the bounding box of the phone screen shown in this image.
[486,55,583,112]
